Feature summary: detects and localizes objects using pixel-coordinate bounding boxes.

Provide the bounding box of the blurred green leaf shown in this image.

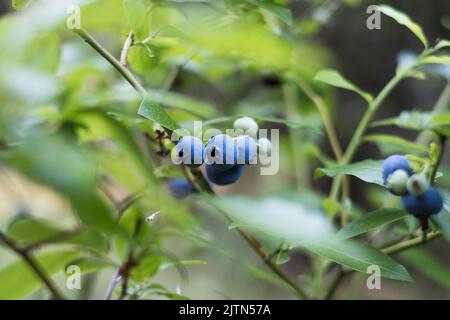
[315,69,373,103]
[7,218,62,244]
[420,55,450,65]
[212,196,412,281]
[338,208,407,239]
[377,5,428,48]
[130,254,163,282]
[315,160,384,186]
[123,0,152,40]
[363,134,427,156]
[0,250,80,299]
[11,0,33,10]
[434,39,450,50]
[250,0,293,25]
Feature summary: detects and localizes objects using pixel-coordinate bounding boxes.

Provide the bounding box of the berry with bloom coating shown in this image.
[406,174,429,196]
[204,134,238,171]
[235,135,257,165]
[173,136,204,168]
[382,155,413,185]
[257,137,272,157]
[402,187,443,216]
[206,164,244,186]
[386,169,409,196]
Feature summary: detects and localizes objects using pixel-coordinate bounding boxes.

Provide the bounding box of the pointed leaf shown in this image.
[315,159,384,186]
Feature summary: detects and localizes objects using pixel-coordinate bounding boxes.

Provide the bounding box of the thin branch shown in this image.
[75,27,309,300]
[120,31,134,69]
[105,268,121,300]
[381,231,441,255]
[0,231,65,300]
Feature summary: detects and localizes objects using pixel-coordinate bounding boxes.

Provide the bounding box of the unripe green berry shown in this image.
[233,116,258,137]
[406,174,429,196]
[386,169,409,196]
[257,137,272,157]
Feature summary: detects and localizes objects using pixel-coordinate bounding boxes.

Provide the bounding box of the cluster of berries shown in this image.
[383,154,443,229]
[171,116,271,186]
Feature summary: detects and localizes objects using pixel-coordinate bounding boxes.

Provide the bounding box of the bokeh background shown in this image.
[0,0,449,299]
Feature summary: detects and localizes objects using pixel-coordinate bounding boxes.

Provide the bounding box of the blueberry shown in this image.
[386,169,409,196]
[204,134,238,171]
[167,179,197,199]
[235,135,257,165]
[205,164,244,186]
[257,137,272,157]
[406,174,429,196]
[402,187,443,216]
[382,155,413,185]
[173,136,204,168]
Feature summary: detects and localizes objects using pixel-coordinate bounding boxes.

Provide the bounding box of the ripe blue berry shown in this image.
[173,136,205,168]
[235,135,257,165]
[168,179,197,199]
[205,164,244,186]
[402,187,443,216]
[204,134,238,171]
[382,155,413,185]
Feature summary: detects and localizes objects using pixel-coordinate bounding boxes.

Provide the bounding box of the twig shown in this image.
[120,31,134,68]
[105,268,121,300]
[381,231,441,255]
[322,268,348,300]
[0,231,65,300]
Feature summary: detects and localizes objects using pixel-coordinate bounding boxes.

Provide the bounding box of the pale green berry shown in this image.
[407,174,429,196]
[257,137,272,157]
[386,169,409,196]
[233,116,258,137]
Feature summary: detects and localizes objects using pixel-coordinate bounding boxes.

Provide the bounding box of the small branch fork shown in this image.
[73,28,309,299]
[0,231,65,300]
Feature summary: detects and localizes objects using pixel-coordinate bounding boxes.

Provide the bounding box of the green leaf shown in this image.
[363,134,427,156]
[338,208,407,239]
[7,218,62,243]
[138,96,180,131]
[11,0,33,10]
[0,250,80,299]
[377,5,428,48]
[314,69,373,103]
[432,190,450,242]
[315,159,384,186]
[211,196,412,282]
[401,249,450,290]
[123,0,152,40]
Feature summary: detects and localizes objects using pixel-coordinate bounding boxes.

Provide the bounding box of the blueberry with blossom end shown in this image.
[172,136,205,168]
[382,155,413,185]
[204,134,238,171]
[257,137,272,157]
[406,174,429,196]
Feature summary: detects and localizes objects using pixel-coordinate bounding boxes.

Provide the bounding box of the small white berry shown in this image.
[386,169,409,195]
[257,137,272,157]
[406,174,429,196]
[233,116,258,137]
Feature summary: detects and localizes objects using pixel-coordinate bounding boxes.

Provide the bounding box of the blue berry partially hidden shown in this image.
[204,134,238,171]
[168,179,198,199]
[206,164,244,186]
[235,135,257,165]
[382,155,413,185]
[402,187,443,216]
[173,136,205,168]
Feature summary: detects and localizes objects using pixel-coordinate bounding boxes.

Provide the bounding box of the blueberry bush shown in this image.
[0,0,449,300]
